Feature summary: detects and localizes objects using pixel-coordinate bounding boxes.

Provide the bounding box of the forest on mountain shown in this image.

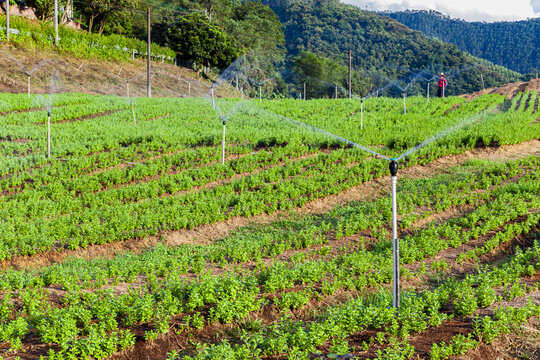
[383,10,539,75]
[262,0,524,97]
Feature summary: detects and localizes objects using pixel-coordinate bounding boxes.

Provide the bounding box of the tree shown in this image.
[25,0,56,21]
[77,0,138,34]
[167,12,241,71]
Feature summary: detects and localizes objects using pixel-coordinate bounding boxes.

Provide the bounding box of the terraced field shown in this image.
[0,89,539,359]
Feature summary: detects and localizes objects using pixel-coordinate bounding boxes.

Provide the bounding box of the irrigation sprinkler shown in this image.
[335,85,338,99]
[211,87,215,108]
[259,85,262,103]
[131,101,137,127]
[426,82,430,104]
[27,75,31,99]
[47,111,51,158]
[222,118,226,165]
[360,99,364,129]
[5,0,9,42]
[253,104,472,310]
[54,0,59,46]
[389,160,399,308]
[188,81,191,97]
[126,82,130,98]
[403,92,407,115]
[480,73,485,91]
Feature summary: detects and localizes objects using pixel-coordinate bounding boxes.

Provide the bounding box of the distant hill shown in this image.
[262,0,524,97]
[382,10,539,74]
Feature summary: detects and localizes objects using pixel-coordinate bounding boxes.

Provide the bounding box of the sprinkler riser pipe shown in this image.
[47,113,51,159]
[403,92,407,115]
[389,160,399,308]
[360,99,364,129]
[426,83,429,104]
[211,87,215,108]
[222,122,226,165]
[392,175,399,309]
[28,76,31,99]
[131,102,136,127]
[259,85,262,103]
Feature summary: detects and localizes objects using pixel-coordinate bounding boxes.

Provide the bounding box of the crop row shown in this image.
[0,157,538,359]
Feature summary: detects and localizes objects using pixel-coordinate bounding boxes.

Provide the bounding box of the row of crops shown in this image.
[0,90,539,358]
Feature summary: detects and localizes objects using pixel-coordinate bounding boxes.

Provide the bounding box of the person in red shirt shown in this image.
[437,73,447,98]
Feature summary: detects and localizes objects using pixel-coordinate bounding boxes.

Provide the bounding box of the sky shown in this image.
[341,0,540,22]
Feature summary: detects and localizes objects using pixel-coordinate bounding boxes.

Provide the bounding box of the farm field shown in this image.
[0,89,539,359]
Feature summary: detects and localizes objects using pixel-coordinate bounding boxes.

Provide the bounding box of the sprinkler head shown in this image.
[223,120,226,126]
[47,111,51,117]
[389,160,398,176]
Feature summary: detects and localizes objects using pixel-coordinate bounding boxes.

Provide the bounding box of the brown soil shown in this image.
[462,79,540,101]
[0,45,238,98]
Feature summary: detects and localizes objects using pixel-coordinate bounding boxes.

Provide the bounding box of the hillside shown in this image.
[383,10,540,74]
[263,0,524,97]
[0,15,235,98]
[0,45,225,98]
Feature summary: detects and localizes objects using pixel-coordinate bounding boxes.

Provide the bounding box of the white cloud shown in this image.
[341,0,540,22]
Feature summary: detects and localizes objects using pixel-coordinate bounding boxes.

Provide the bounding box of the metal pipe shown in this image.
[389,160,399,309]
[335,85,338,99]
[131,101,136,127]
[360,99,363,129]
[188,81,191,97]
[54,0,58,46]
[211,87,215,108]
[28,75,31,99]
[426,82,430,104]
[6,0,10,42]
[481,73,485,91]
[127,82,130,98]
[147,7,151,98]
[403,92,407,115]
[222,120,226,165]
[47,111,51,158]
